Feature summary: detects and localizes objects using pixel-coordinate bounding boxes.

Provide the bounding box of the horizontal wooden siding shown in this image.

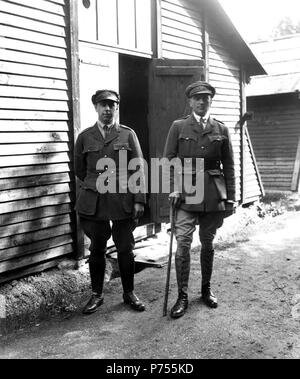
[247,95,300,192]
[207,27,242,202]
[161,0,204,59]
[0,0,74,282]
[208,26,262,203]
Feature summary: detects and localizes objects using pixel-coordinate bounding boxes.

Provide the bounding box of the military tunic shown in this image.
[163,114,236,212]
[75,123,146,221]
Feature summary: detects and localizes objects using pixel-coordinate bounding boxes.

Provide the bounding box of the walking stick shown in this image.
[163,204,176,317]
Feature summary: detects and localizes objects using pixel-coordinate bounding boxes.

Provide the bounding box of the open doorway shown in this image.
[119,54,151,223]
[119,54,150,161]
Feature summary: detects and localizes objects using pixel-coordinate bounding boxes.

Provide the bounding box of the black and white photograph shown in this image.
[0,0,300,363]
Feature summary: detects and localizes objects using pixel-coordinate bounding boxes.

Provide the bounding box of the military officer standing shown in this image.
[163,81,236,319]
[75,89,146,314]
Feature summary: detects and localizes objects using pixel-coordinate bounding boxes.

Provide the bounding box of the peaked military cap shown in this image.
[92,89,120,105]
[185,81,216,98]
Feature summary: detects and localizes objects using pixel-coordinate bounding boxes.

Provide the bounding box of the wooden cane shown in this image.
[163,204,176,317]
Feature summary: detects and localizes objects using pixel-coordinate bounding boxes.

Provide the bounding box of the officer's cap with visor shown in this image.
[185,81,216,99]
[92,90,120,105]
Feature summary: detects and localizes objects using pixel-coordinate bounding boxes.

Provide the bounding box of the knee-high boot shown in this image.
[89,255,106,295]
[200,249,214,287]
[200,249,218,308]
[118,250,135,294]
[171,246,190,319]
[175,246,191,295]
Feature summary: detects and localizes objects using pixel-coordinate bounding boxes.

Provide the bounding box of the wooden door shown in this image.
[79,44,119,131]
[148,59,205,223]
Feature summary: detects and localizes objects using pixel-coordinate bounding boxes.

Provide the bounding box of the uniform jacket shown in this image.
[163,114,236,212]
[75,123,146,220]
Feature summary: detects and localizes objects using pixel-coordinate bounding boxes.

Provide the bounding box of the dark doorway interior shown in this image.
[119,54,150,161]
[119,54,151,223]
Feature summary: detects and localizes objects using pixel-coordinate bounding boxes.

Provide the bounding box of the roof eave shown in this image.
[202,0,267,76]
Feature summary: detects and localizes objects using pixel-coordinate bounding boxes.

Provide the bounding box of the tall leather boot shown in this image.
[118,250,146,312]
[201,249,218,308]
[83,258,106,315]
[170,246,190,319]
[89,256,106,295]
[170,291,188,319]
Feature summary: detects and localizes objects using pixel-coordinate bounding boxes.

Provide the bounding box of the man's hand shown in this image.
[133,203,144,220]
[169,192,182,208]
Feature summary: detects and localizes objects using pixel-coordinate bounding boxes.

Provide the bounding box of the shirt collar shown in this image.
[193,112,210,126]
[97,120,113,130]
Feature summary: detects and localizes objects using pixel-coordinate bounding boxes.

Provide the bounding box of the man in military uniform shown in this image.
[75,89,146,315]
[163,81,236,319]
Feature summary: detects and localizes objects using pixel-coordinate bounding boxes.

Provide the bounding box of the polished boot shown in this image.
[170,292,188,319]
[201,284,218,308]
[123,291,146,312]
[175,246,191,295]
[82,293,104,315]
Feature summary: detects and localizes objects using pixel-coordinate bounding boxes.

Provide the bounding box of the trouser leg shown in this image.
[174,209,197,294]
[170,209,197,318]
[112,219,136,293]
[80,218,111,294]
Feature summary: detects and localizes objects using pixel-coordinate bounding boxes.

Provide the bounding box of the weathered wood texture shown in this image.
[158,0,263,204]
[248,34,300,96]
[78,0,152,56]
[161,0,204,59]
[207,20,262,203]
[148,59,205,222]
[247,94,300,192]
[0,0,74,281]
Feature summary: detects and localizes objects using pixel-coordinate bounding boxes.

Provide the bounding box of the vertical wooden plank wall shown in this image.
[0,0,74,282]
[78,0,152,56]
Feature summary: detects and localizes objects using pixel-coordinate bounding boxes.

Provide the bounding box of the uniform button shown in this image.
[201,146,205,150]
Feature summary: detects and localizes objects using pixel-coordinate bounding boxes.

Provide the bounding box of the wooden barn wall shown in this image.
[0,0,74,282]
[247,94,300,192]
[160,0,263,203]
[206,22,241,201]
[207,22,262,203]
[160,0,204,60]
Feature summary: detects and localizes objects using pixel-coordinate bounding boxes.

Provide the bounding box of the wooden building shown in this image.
[247,34,300,193]
[0,0,265,283]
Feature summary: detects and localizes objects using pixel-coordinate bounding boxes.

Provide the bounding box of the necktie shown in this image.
[199,117,205,131]
[103,125,109,138]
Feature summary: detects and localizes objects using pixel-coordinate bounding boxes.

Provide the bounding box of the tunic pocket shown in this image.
[82,145,100,153]
[113,142,132,151]
[82,145,101,169]
[178,133,198,157]
[207,135,226,156]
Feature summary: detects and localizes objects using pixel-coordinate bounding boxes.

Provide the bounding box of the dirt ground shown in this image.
[0,206,300,360]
